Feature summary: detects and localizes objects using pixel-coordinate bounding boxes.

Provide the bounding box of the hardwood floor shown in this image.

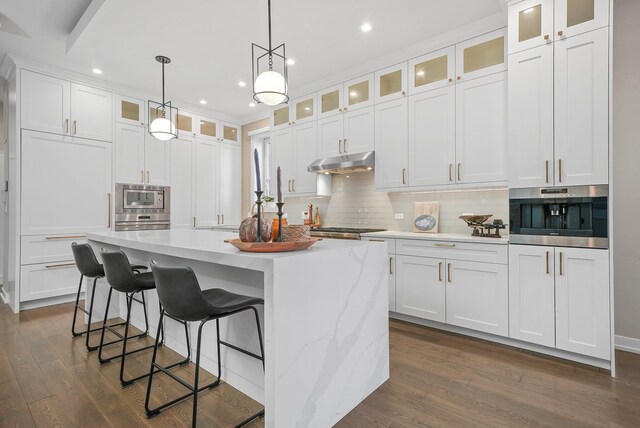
[1,301,640,427]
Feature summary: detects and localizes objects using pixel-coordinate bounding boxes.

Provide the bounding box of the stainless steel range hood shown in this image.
[307,151,375,175]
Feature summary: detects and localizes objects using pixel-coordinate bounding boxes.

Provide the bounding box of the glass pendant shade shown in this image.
[149,116,176,141]
[254,70,288,106]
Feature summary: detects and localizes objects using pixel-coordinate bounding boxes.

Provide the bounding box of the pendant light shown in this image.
[251,0,289,106]
[149,55,178,141]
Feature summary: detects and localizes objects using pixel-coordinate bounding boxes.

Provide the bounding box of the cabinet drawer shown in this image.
[363,237,396,253]
[396,239,507,264]
[21,235,86,265]
[20,262,79,302]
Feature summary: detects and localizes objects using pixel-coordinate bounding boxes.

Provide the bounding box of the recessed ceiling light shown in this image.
[238,81,247,87]
[286,58,295,65]
[92,68,103,75]
[199,99,207,105]
[360,23,372,33]
[416,70,425,76]
[249,102,256,107]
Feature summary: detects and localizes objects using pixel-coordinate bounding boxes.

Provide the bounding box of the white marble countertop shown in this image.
[360,231,509,245]
[87,229,376,271]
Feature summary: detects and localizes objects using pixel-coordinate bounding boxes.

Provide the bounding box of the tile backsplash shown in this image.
[283,172,508,234]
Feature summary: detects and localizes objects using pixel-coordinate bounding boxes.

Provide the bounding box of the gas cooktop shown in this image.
[310,227,386,240]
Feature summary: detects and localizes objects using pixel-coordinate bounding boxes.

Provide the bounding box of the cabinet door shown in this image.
[509,245,556,347]
[218,143,241,225]
[115,123,145,184]
[176,111,195,140]
[20,70,70,135]
[318,114,344,158]
[408,46,455,95]
[292,94,317,125]
[270,128,294,196]
[554,27,609,186]
[375,62,408,103]
[508,45,555,188]
[343,106,374,155]
[318,84,344,118]
[456,29,507,82]
[408,87,456,187]
[115,94,145,127]
[508,0,554,54]
[21,131,112,235]
[271,105,291,130]
[396,255,445,322]
[193,141,219,227]
[455,71,507,184]
[554,0,609,40]
[375,100,408,189]
[70,83,113,142]
[555,247,610,360]
[291,122,318,194]
[20,262,79,302]
[343,74,374,111]
[446,260,509,337]
[144,133,171,185]
[220,122,240,144]
[196,116,219,142]
[170,138,193,229]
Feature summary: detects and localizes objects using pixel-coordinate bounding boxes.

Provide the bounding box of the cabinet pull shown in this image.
[339,108,343,112]
[457,76,461,80]
[559,252,563,276]
[344,138,348,153]
[292,180,296,192]
[402,168,406,184]
[107,192,111,228]
[545,160,549,183]
[389,257,393,275]
[221,214,224,224]
[73,120,77,135]
[558,30,564,37]
[435,242,455,247]
[45,262,76,269]
[64,118,69,134]
[448,78,453,83]
[368,239,385,242]
[401,91,406,96]
[147,171,150,183]
[544,34,550,41]
[193,217,196,228]
[457,163,461,181]
[558,159,563,183]
[448,263,452,283]
[217,214,220,225]
[344,106,348,111]
[338,139,343,154]
[546,251,550,274]
[449,164,453,182]
[45,235,86,240]
[438,262,443,282]
[288,180,292,192]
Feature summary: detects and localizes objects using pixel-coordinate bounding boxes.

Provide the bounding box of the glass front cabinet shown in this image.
[116,95,145,127]
[375,63,408,103]
[456,29,507,82]
[408,46,456,95]
[318,84,344,119]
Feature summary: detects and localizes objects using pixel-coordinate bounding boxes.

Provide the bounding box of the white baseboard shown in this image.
[615,335,640,354]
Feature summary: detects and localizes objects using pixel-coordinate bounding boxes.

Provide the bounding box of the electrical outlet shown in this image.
[394,213,404,220]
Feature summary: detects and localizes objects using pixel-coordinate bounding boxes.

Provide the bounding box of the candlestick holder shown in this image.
[254,191,264,242]
[276,202,285,242]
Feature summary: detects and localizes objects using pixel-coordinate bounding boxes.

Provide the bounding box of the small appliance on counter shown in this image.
[459,214,507,238]
[310,227,386,240]
[115,183,170,231]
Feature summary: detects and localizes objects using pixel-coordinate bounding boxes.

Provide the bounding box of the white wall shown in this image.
[613,0,640,342]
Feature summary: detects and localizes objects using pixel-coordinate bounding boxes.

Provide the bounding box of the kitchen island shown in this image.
[86,229,389,428]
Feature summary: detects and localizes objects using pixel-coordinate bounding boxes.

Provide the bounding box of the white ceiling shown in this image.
[0,0,505,120]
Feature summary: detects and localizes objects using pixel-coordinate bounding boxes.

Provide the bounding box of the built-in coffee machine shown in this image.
[509,185,608,249]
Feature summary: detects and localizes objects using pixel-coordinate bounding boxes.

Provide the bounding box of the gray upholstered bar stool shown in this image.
[99,250,190,387]
[70,242,148,352]
[145,262,265,428]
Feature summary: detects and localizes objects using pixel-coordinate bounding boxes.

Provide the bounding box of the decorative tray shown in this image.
[227,238,322,253]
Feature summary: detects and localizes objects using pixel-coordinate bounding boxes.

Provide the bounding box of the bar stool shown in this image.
[70,242,148,352]
[145,262,265,428]
[98,250,191,387]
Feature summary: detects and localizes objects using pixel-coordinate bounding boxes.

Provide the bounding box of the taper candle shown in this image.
[254,148,262,192]
[277,166,282,203]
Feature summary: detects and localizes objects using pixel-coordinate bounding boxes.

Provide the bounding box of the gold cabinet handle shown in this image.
[559,252,563,276]
[546,251,550,274]
[545,160,549,183]
[45,235,85,240]
[339,108,343,112]
[544,34,550,41]
[558,159,563,183]
[558,30,564,37]
[402,168,406,184]
[73,120,77,135]
[401,91,406,96]
[292,180,296,192]
[457,76,461,80]
[344,138,348,153]
[457,163,461,181]
[449,164,453,182]
[46,262,76,269]
[344,106,348,111]
[288,180,291,192]
[221,214,224,224]
[64,118,69,134]
[338,139,343,154]
[389,257,393,275]
[448,78,453,83]
[435,243,455,247]
[107,192,111,228]
[438,262,443,282]
[448,263,452,283]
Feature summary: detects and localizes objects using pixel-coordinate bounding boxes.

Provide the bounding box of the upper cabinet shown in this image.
[375,63,407,103]
[21,70,113,142]
[116,95,146,127]
[456,29,507,82]
[318,84,344,118]
[175,110,195,140]
[194,116,240,144]
[408,46,455,95]
[509,0,609,54]
[344,74,374,111]
[270,94,317,129]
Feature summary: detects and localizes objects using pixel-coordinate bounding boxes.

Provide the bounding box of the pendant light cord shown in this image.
[268,0,273,70]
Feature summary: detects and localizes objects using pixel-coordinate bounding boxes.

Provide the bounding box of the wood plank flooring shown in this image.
[1,301,640,427]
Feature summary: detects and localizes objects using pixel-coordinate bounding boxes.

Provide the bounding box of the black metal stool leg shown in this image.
[144,310,165,417]
[98,287,114,363]
[71,274,84,337]
[84,276,101,351]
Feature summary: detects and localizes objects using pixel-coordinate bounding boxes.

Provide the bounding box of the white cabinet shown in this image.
[291,94,317,126]
[408,87,456,186]
[318,84,344,119]
[509,244,556,347]
[508,45,555,188]
[270,128,295,196]
[21,130,112,235]
[344,74,374,111]
[396,255,446,322]
[445,260,509,337]
[170,138,194,229]
[218,143,241,225]
[20,262,79,302]
[318,114,344,158]
[455,71,507,184]
[116,94,146,127]
[176,110,196,140]
[555,247,610,360]
[291,122,319,194]
[115,123,170,185]
[363,237,397,312]
[21,70,113,141]
[455,29,507,82]
[554,27,609,186]
[408,46,456,95]
[343,106,374,155]
[554,0,609,40]
[508,244,611,360]
[375,99,408,189]
[508,0,555,54]
[193,140,218,227]
[375,63,408,103]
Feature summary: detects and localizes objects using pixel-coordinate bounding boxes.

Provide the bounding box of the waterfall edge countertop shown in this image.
[361,230,509,244]
[86,229,389,428]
